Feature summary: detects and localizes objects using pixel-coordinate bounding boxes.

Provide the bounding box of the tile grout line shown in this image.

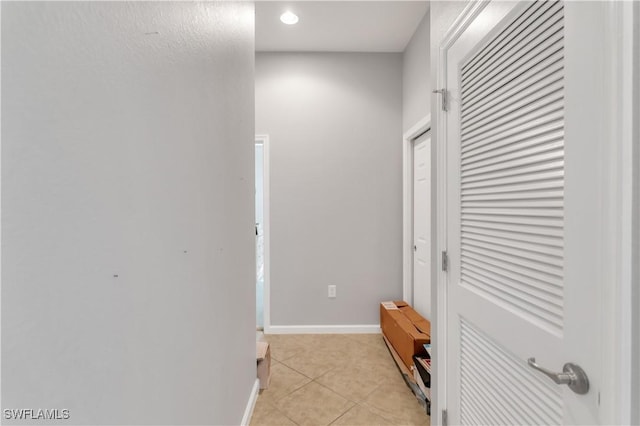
[278,407,301,426]
[258,335,427,426]
[311,378,358,404]
[308,380,356,426]
[327,403,358,426]
[279,359,335,382]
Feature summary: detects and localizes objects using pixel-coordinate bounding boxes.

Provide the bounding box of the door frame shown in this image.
[434,1,639,424]
[402,114,431,305]
[255,135,271,333]
[632,5,640,424]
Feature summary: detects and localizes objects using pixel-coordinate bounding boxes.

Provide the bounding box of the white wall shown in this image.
[401,8,432,320]
[2,2,256,424]
[632,3,640,423]
[402,9,431,132]
[256,53,403,327]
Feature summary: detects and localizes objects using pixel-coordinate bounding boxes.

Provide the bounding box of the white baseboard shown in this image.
[266,324,381,334]
[240,379,260,426]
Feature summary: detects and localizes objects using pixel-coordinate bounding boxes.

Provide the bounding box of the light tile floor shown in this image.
[251,334,430,426]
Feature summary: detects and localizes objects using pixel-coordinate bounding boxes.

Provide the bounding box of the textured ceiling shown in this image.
[256,1,430,52]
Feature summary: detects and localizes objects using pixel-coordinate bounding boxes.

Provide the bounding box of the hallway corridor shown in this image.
[251,334,430,426]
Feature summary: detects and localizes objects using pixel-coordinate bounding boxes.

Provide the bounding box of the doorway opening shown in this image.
[255,135,270,331]
[402,116,432,319]
[411,129,432,319]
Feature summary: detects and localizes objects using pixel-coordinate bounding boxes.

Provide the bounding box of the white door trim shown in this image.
[433,3,484,425]
[596,1,638,422]
[402,115,431,305]
[631,4,640,424]
[255,135,271,334]
[433,1,639,424]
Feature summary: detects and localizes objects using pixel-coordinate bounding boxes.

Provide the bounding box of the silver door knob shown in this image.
[527,358,589,395]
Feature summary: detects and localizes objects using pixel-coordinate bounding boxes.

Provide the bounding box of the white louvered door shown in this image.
[445,1,600,424]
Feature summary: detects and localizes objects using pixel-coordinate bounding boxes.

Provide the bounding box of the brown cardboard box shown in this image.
[380,301,430,370]
[256,341,271,390]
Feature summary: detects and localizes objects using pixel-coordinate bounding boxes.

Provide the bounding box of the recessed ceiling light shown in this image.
[280,11,299,25]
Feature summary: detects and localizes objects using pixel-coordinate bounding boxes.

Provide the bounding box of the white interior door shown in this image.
[444,1,601,424]
[413,132,431,318]
[255,142,265,329]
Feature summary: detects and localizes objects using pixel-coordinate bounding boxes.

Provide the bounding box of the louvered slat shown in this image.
[461,224,563,249]
[461,1,557,82]
[462,49,564,120]
[461,7,563,96]
[462,214,562,229]
[461,255,563,297]
[462,92,563,145]
[462,189,564,202]
[462,156,563,184]
[461,79,563,137]
[461,113,563,159]
[460,1,565,335]
[462,179,563,197]
[461,250,562,286]
[463,237,563,267]
[462,27,564,119]
[462,267,563,311]
[462,141,564,178]
[461,25,564,111]
[461,232,563,258]
[461,100,563,150]
[462,219,563,239]
[460,319,563,426]
[462,170,564,191]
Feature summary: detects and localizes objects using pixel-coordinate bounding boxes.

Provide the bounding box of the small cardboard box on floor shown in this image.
[256,341,271,390]
[380,301,430,371]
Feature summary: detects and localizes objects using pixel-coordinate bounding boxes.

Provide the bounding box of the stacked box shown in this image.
[256,341,271,390]
[380,301,430,371]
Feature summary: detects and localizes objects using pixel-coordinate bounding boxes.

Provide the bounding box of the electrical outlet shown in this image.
[328,285,337,298]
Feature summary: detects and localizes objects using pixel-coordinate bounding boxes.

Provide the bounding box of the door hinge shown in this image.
[433,88,448,112]
[442,409,448,426]
[442,250,449,272]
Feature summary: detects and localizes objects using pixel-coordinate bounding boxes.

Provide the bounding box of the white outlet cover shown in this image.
[328,285,336,298]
